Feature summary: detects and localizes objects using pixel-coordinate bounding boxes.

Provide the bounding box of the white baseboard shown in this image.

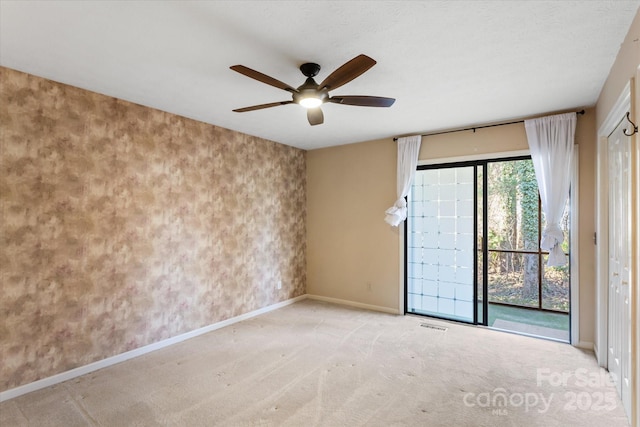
[0,295,306,403]
[574,340,595,351]
[592,342,608,367]
[306,294,400,315]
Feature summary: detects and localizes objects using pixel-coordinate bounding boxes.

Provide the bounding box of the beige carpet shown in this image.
[0,299,630,426]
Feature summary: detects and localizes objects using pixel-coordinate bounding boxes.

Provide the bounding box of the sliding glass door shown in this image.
[406,157,570,341]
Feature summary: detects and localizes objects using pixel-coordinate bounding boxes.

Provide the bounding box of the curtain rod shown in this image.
[393,109,585,141]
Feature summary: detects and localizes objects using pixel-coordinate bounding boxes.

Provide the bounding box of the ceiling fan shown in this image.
[230,54,395,126]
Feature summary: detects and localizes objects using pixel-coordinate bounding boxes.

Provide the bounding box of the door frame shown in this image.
[595,81,631,366]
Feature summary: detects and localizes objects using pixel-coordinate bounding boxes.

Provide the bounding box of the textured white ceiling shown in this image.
[1,1,638,150]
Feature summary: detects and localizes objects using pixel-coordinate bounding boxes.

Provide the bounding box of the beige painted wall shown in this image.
[307,109,597,345]
[307,139,399,309]
[596,9,640,130]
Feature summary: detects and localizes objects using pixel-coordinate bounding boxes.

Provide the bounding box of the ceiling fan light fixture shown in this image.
[299,96,323,109]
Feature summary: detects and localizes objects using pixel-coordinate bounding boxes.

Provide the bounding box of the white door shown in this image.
[607,118,632,420]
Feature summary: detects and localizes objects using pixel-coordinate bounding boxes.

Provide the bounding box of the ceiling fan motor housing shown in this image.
[300,62,321,78]
[294,63,327,106]
[293,77,328,105]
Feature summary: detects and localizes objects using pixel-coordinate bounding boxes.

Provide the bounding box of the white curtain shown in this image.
[524,112,576,266]
[384,135,422,226]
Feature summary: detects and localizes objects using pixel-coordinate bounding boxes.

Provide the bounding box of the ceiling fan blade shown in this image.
[318,54,377,91]
[307,107,324,126]
[329,96,395,107]
[233,100,294,112]
[230,65,297,93]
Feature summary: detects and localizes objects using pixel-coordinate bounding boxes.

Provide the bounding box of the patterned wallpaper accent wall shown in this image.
[0,67,306,392]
